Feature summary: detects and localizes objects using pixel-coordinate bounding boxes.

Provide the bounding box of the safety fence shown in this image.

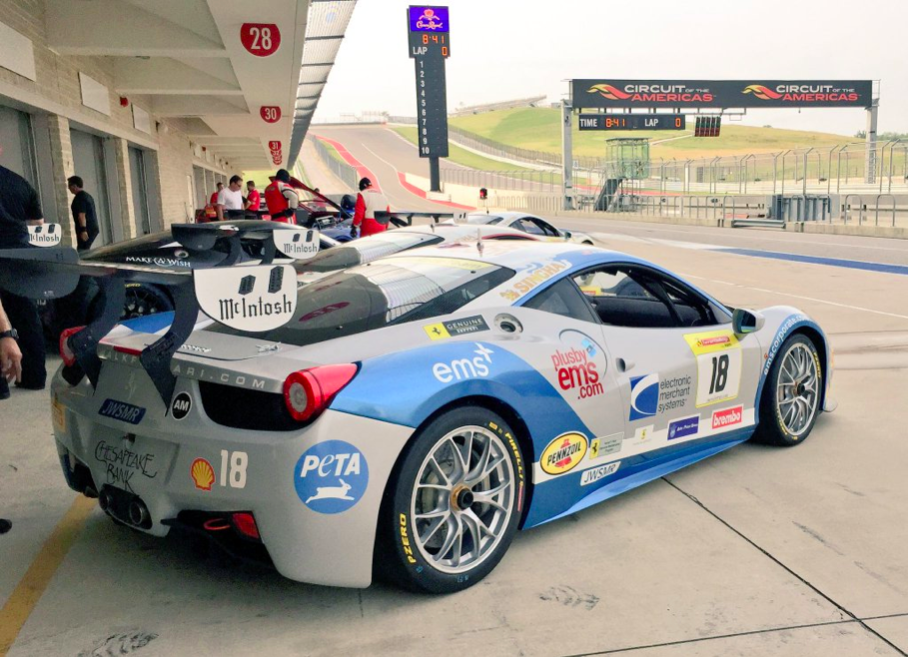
[310,136,359,191]
[494,192,908,228]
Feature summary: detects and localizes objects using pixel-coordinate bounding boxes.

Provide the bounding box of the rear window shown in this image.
[209,255,514,346]
[293,232,443,274]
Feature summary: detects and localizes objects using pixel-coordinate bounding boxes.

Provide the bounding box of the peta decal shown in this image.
[540,432,588,475]
[552,330,607,401]
[98,399,146,425]
[294,440,369,514]
[432,343,493,383]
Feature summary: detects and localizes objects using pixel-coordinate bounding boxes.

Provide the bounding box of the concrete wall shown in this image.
[0,3,229,243]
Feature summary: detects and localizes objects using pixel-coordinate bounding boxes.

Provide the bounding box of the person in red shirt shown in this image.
[209,182,223,206]
[264,169,300,224]
[352,178,390,238]
[245,181,262,217]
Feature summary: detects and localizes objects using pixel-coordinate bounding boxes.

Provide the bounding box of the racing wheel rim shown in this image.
[124,286,167,318]
[776,342,820,437]
[410,425,516,575]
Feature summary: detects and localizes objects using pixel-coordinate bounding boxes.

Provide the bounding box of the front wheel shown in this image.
[754,334,823,446]
[375,407,525,593]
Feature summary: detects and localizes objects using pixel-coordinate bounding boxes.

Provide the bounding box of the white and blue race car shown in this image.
[5,237,833,593]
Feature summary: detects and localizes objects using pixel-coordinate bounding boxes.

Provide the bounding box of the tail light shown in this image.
[283,364,358,422]
[59,326,86,367]
[231,512,260,540]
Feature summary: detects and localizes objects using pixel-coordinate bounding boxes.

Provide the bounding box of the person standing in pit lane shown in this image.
[351,177,390,238]
[216,175,245,221]
[264,169,300,224]
[209,182,223,207]
[0,296,20,534]
[0,154,46,392]
[245,180,262,217]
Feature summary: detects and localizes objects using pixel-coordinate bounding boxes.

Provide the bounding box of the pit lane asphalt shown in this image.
[2,227,908,657]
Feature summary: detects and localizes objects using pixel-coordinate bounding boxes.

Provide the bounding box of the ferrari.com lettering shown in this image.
[170,364,267,390]
[433,344,493,383]
[299,452,362,478]
[399,513,417,564]
[552,347,603,399]
[218,294,293,322]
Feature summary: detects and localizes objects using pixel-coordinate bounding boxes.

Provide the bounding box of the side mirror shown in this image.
[563,230,572,241]
[732,308,765,335]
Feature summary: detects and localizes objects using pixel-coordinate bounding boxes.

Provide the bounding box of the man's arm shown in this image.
[26,185,44,227]
[216,189,226,221]
[0,300,22,383]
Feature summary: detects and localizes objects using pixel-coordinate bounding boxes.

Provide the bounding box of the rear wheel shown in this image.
[375,407,525,593]
[122,284,173,320]
[754,334,823,446]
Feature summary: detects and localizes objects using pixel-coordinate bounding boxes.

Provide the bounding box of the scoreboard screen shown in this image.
[408,6,450,158]
[579,114,687,131]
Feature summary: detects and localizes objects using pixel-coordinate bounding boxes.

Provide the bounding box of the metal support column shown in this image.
[429,156,441,192]
[561,101,574,210]
[865,99,879,184]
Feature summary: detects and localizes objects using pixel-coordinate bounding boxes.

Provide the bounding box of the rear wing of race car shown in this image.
[375,210,465,227]
[0,222,319,409]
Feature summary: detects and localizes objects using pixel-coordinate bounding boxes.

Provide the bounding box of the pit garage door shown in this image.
[0,105,38,187]
[70,128,114,247]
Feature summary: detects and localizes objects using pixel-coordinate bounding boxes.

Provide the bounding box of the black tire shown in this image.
[375,407,526,593]
[582,240,594,245]
[753,334,823,447]
[121,284,174,320]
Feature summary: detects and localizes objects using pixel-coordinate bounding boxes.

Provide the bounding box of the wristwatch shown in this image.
[0,329,18,341]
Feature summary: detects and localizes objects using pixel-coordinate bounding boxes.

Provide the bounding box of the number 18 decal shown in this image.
[220,450,248,489]
[684,330,742,407]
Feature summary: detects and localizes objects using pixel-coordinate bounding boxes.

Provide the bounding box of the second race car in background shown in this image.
[464,211,595,244]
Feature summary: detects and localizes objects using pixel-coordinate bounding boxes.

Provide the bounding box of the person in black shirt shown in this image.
[67,176,99,251]
[0,159,46,392]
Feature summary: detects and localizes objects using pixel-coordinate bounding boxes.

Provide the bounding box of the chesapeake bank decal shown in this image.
[27,224,63,247]
[274,228,320,261]
[194,264,297,332]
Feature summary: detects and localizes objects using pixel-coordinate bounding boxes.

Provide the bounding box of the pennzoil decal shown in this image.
[27,224,62,247]
[194,264,297,332]
[540,432,588,475]
[274,228,319,260]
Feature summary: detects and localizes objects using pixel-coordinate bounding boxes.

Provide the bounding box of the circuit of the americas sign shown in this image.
[571,80,874,109]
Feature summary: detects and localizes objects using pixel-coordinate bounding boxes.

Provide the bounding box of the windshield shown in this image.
[294,231,443,274]
[209,255,514,346]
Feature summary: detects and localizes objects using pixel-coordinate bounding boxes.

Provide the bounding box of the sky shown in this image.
[316,0,908,137]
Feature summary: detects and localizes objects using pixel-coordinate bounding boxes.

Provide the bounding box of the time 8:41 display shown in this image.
[579,114,686,131]
[408,6,450,159]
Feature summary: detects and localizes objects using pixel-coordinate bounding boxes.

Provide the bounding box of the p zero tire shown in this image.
[754,334,823,447]
[375,407,526,593]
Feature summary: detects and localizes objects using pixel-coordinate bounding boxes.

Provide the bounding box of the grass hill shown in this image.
[449,107,853,161]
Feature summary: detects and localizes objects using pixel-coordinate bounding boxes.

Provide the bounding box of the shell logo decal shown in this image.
[191,458,215,491]
[540,432,588,475]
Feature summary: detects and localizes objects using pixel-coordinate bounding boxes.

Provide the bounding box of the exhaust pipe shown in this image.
[128,499,150,527]
[98,489,114,512]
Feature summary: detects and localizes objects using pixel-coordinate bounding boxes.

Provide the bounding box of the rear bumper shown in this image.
[50,366,412,588]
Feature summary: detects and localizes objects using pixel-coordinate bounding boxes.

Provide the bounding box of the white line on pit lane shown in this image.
[681,273,908,321]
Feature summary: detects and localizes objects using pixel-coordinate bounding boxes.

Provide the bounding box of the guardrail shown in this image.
[310,137,359,191]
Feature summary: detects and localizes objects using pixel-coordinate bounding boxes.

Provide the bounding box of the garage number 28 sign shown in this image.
[241,23,281,57]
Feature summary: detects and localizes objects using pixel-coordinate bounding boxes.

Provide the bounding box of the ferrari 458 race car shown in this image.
[464,211,595,244]
[0,233,834,594]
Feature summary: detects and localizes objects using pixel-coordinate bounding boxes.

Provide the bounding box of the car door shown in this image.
[571,264,763,462]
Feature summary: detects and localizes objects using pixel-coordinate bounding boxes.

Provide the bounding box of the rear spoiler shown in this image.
[375,210,465,227]
[0,222,319,408]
